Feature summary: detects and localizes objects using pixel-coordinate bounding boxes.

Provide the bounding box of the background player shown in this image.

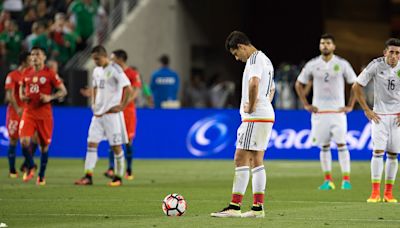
[211,31,275,218]
[104,49,141,180]
[19,46,67,185]
[74,45,133,187]
[352,38,400,203]
[4,51,32,177]
[295,33,357,190]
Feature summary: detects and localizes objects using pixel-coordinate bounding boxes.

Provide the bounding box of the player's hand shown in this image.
[243,102,256,114]
[40,93,53,103]
[80,88,93,97]
[304,104,318,113]
[340,106,353,113]
[108,105,122,113]
[20,93,30,102]
[364,110,380,123]
[16,107,23,117]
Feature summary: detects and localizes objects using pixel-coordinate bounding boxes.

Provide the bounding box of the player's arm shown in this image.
[40,83,68,103]
[295,80,318,113]
[6,89,22,116]
[268,81,275,102]
[19,82,29,102]
[340,88,356,113]
[352,82,380,123]
[244,77,259,114]
[120,85,134,109]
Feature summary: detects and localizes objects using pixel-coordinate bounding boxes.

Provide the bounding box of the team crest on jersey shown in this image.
[106,71,112,78]
[33,76,38,83]
[40,76,47,84]
[333,64,340,72]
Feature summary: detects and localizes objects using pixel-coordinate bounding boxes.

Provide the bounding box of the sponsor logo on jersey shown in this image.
[33,76,38,83]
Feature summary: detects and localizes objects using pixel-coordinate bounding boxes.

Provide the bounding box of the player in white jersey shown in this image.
[75,45,133,187]
[295,34,357,191]
[211,31,274,218]
[352,38,400,203]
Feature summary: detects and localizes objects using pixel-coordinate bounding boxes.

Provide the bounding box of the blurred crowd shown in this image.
[0,0,107,70]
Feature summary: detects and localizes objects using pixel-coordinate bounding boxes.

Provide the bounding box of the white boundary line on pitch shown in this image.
[2,213,400,223]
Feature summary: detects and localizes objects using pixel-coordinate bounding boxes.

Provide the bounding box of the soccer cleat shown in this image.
[241,210,265,218]
[318,180,335,190]
[74,176,93,185]
[383,193,398,203]
[367,192,381,203]
[20,163,37,173]
[108,176,122,187]
[341,180,352,190]
[8,171,18,178]
[36,177,46,186]
[210,204,242,218]
[22,168,36,182]
[124,170,134,180]
[103,168,114,179]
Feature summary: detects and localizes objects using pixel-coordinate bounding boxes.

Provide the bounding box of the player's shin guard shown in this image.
[338,145,350,181]
[125,143,133,172]
[22,146,35,169]
[384,154,398,194]
[8,144,17,172]
[252,165,266,206]
[231,166,250,206]
[114,151,125,178]
[39,152,48,178]
[84,147,98,175]
[320,147,332,180]
[371,152,384,192]
[108,149,114,170]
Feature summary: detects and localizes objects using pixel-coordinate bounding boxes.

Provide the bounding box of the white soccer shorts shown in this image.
[311,113,347,146]
[371,115,400,153]
[87,112,128,146]
[236,122,273,151]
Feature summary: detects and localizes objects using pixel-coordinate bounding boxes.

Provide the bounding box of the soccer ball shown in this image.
[162,193,187,216]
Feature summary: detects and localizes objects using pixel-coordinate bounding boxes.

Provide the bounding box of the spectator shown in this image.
[31,22,59,60]
[150,54,180,108]
[68,0,99,50]
[49,12,76,66]
[182,69,209,108]
[36,0,53,22]
[3,0,23,21]
[24,21,45,51]
[0,19,23,67]
[20,6,37,37]
[208,73,236,108]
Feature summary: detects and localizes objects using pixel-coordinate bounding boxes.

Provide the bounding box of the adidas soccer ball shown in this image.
[162,193,187,216]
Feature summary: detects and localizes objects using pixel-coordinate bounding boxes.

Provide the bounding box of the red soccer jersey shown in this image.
[4,69,25,112]
[21,66,62,119]
[124,67,142,110]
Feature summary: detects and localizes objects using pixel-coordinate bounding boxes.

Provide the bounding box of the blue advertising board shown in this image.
[0,106,372,160]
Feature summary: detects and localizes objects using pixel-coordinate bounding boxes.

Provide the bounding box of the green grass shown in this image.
[0,158,400,227]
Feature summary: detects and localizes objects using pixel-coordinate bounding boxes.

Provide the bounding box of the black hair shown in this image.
[385,38,400,48]
[320,33,335,43]
[225,31,251,51]
[18,51,31,65]
[159,54,169,65]
[91,45,108,56]
[112,49,128,62]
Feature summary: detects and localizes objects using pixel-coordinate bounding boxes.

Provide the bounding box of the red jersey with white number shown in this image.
[4,69,25,115]
[21,66,62,119]
[124,67,142,110]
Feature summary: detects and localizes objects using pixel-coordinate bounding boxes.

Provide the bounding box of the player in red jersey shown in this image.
[19,46,67,185]
[103,49,141,180]
[4,51,33,178]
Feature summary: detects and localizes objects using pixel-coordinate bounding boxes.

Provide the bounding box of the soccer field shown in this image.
[0,159,399,227]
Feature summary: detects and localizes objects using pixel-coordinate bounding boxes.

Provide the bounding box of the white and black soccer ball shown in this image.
[162,193,187,216]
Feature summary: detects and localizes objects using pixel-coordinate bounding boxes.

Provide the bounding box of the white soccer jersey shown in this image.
[240,50,275,121]
[92,62,131,115]
[356,57,400,114]
[297,55,357,111]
